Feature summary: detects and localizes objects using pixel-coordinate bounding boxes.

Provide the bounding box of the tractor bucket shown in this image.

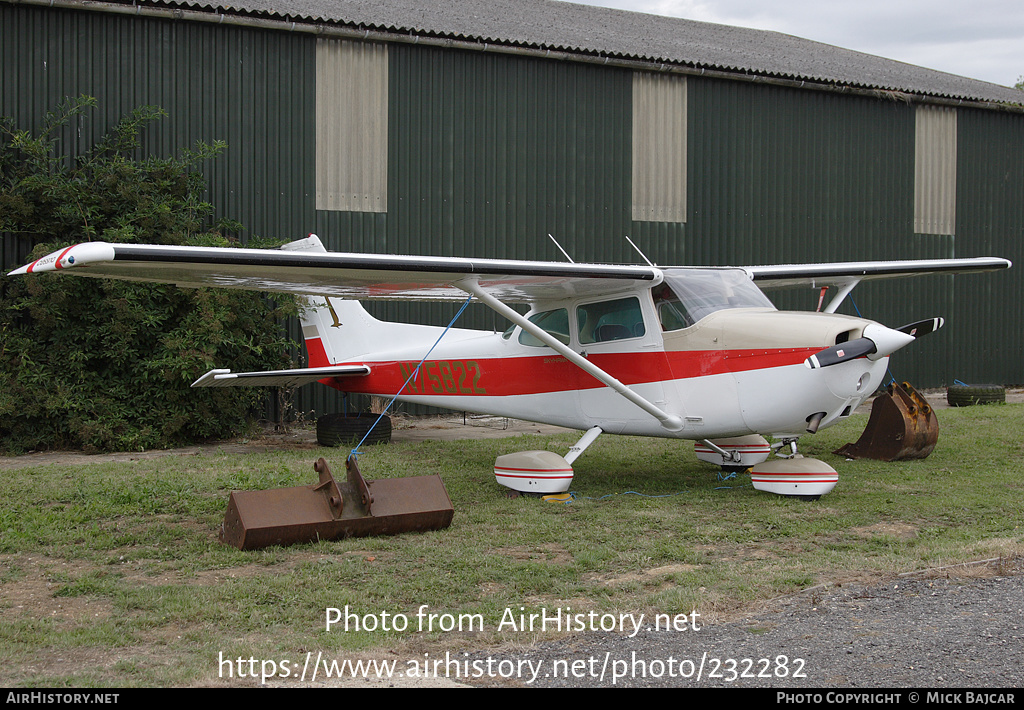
[833,382,938,461]
[220,457,454,550]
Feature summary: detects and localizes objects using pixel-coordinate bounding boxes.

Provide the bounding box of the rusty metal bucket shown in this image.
[220,457,454,550]
[833,382,939,461]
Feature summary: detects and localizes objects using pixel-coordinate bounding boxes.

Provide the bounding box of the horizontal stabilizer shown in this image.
[192,365,370,388]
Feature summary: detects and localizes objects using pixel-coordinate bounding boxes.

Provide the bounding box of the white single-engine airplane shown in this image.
[10,236,1010,499]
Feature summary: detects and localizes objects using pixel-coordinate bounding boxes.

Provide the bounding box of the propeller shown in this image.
[804,318,943,370]
[804,337,876,369]
[895,317,944,338]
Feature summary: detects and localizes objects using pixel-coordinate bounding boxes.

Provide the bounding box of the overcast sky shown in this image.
[577,0,1024,88]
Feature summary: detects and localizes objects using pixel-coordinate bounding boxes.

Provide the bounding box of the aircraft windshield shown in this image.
[656,269,775,330]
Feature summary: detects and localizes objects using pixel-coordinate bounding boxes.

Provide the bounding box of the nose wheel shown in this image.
[751,438,838,499]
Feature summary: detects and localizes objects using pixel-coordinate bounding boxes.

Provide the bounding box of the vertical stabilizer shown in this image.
[281,235,381,366]
[281,235,444,366]
[299,296,389,366]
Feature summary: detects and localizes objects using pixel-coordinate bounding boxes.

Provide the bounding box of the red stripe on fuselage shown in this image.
[317,347,820,396]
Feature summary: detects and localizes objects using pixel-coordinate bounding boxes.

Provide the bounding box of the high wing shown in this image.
[10,241,1010,304]
[7,240,659,303]
[10,239,1011,429]
[745,257,1010,313]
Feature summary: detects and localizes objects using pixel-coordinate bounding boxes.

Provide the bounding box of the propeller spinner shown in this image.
[804,319,943,369]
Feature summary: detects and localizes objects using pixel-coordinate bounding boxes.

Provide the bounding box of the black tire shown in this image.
[946,384,1006,407]
[316,413,392,447]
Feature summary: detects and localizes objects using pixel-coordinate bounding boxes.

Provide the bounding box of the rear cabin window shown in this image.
[577,297,646,344]
[518,308,570,347]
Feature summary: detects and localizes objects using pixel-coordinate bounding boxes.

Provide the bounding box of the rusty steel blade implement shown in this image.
[833,381,939,461]
[220,457,454,550]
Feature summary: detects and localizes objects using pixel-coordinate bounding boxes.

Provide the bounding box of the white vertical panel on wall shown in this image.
[632,72,687,223]
[316,38,388,213]
[914,105,957,235]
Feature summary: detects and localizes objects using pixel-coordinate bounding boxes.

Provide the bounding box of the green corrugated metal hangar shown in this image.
[2,0,1022,417]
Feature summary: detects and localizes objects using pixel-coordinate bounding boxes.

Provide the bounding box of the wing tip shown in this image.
[8,242,117,276]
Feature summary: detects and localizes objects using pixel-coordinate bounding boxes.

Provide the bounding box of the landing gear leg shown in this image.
[565,426,603,465]
[771,437,800,458]
[493,427,602,495]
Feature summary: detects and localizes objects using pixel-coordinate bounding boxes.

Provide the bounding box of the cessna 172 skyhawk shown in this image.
[10,236,1010,499]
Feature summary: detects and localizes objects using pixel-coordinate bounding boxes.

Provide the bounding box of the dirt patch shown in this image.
[0,555,115,625]
[489,543,574,565]
[585,561,700,589]
[850,521,919,539]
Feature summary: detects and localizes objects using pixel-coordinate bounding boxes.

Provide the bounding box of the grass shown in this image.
[1,403,1022,686]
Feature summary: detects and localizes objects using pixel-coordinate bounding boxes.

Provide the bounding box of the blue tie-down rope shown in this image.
[348,294,475,461]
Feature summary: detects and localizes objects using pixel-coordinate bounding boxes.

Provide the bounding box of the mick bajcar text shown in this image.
[778,693,1015,705]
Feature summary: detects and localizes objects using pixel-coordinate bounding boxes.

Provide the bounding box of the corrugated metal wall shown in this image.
[0,2,322,418]
[684,79,919,266]
[679,78,960,386]
[953,107,1024,385]
[3,3,1022,416]
[384,45,633,264]
[312,44,634,416]
[0,4,316,249]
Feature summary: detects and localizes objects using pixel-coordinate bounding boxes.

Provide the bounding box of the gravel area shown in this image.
[466,560,1024,688]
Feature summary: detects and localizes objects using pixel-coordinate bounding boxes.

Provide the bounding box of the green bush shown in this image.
[1,96,299,453]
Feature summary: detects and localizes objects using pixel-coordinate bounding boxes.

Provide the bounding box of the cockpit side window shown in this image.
[518,308,570,347]
[652,283,693,331]
[577,297,645,344]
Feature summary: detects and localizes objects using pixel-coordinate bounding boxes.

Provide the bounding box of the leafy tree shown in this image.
[1,96,299,452]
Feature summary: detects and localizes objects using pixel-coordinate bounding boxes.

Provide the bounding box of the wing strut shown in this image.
[457,278,684,432]
[822,278,861,313]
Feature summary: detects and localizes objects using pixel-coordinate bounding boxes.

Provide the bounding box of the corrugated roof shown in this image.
[92,0,1024,104]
